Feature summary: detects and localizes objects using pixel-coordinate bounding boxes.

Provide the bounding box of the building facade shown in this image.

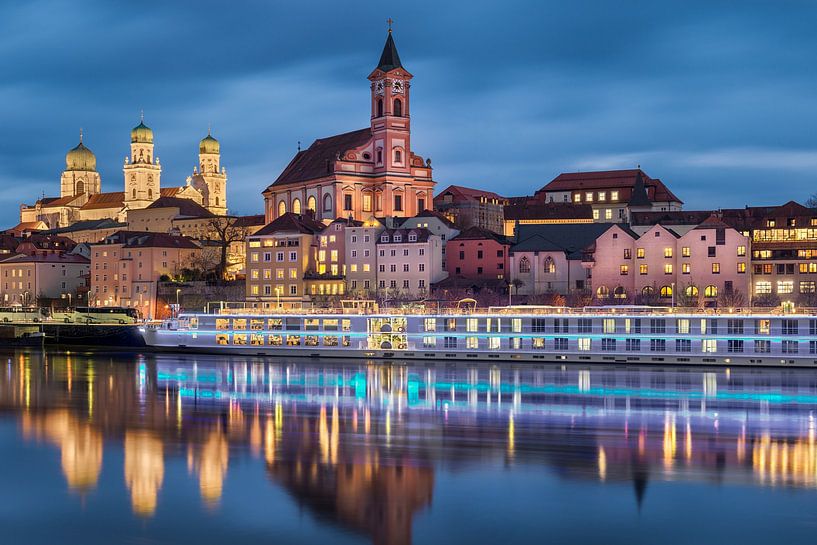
[0,252,89,306]
[445,226,510,282]
[434,185,507,234]
[375,228,445,299]
[262,31,435,224]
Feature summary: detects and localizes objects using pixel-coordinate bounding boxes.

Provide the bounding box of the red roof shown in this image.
[145,196,214,218]
[41,194,85,208]
[413,209,457,228]
[449,226,511,244]
[97,231,200,249]
[538,169,683,204]
[267,128,372,188]
[503,202,594,221]
[0,252,89,264]
[80,192,125,210]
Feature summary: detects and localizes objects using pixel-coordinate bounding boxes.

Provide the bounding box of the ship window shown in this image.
[323,336,339,347]
[250,334,264,346]
[424,318,437,332]
[269,334,283,346]
[466,337,479,349]
[489,337,501,350]
[250,319,264,330]
[286,335,301,346]
[216,334,229,345]
[232,318,247,330]
[305,318,320,331]
[216,318,230,330]
[233,334,247,345]
[323,319,338,331]
[268,318,283,330]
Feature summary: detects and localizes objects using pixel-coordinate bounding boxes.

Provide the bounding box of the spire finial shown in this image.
[140,109,144,122]
[79,127,83,144]
[387,17,394,33]
[297,140,301,152]
[207,122,212,136]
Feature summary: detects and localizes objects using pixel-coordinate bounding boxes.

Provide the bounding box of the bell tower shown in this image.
[123,114,162,209]
[368,24,413,176]
[191,129,228,215]
[61,129,101,198]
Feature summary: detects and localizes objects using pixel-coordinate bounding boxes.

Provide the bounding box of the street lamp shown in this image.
[275,286,282,309]
[176,288,181,306]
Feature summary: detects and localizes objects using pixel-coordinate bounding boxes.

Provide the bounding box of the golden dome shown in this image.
[131,121,154,144]
[66,141,96,172]
[199,133,219,155]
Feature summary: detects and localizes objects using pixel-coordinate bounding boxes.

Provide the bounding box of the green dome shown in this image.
[66,141,96,171]
[199,133,220,154]
[131,121,154,144]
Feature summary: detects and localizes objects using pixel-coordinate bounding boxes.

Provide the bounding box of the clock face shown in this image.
[391,79,404,94]
[374,80,385,96]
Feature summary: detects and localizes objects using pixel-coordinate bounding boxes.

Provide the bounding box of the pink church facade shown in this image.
[262,31,435,224]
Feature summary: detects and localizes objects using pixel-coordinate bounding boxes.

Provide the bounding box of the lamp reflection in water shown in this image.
[188,426,229,506]
[124,431,164,517]
[21,410,103,493]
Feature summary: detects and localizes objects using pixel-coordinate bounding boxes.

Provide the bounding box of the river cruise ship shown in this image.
[142,305,817,367]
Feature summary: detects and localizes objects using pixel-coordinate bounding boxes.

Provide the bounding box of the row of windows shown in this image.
[377,263,426,273]
[754,263,817,275]
[596,284,723,298]
[249,284,299,296]
[250,251,299,263]
[378,279,426,290]
[250,268,299,280]
[216,333,352,347]
[754,280,816,295]
[619,263,743,275]
[572,190,620,203]
[623,246,746,259]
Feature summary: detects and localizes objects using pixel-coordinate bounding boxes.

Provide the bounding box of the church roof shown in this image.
[268,128,372,188]
[41,194,85,208]
[375,32,403,72]
[145,197,214,218]
[80,192,125,210]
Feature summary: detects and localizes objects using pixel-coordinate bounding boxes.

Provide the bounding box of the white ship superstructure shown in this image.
[142,306,817,367]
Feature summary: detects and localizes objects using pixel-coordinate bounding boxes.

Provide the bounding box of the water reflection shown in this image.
[4,350,817,543]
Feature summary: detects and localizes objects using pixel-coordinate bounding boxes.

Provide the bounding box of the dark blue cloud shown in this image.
[1,0,816,224]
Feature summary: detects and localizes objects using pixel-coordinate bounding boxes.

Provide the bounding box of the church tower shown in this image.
[368,27,413,176]
[61,130,101,198]
[123,115,162,209]
[190,130,227,215]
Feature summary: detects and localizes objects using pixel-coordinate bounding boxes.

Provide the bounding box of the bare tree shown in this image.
[207,216,249,281]
[717,288,746,309]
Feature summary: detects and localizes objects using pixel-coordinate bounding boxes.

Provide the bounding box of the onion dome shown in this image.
[66,138,96,171]
[131,120,154,144]
[199,133,219,154]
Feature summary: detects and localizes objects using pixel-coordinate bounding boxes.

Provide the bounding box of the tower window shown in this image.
[132,188,137,199]
[394,195,403,212]
[393,98,402,117]
[376,149,383,164]
[323,194,333,212]
[278,200,287,217]
[306,195,316,212]
[147,189,153,199]
[75,181,85,195]
[377,99,383,118]
[292,198,302,215]
[343,194,353,211]
[394,149,402,164]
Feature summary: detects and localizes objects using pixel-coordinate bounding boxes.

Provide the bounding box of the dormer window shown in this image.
[381,235,389,243]
[408,234,417,242]
[394,235,402,243]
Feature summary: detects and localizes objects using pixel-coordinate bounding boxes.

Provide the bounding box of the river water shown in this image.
[1,349,817,544]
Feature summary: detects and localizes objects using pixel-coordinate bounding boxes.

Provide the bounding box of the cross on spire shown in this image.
[387,17,394,33]
[79,127,83,143]
[140,109,144,122]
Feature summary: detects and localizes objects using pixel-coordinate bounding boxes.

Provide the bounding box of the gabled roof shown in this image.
[232,214,267,228]
[449,226,511,245]
[253,212,326,236]
[375,31,403,72]
[145,196,215,218]
[693,214,733,231]
[538,169,683,204]
[630,210,715,227]
[268,128,372,188]
[0,252,89,265]
[434,184,507,204]
[41,194,85,208]
[41,218,127,235]
[80,192,125,210]
[511,223,617,259]
[99,231,200,249]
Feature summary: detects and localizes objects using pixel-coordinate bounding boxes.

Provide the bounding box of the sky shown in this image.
[1,0,816,225]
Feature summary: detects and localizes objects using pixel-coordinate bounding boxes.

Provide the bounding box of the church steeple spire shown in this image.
[376,25,403,72]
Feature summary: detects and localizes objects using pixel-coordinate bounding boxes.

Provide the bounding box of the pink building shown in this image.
[376,228,445,299]
[262,31,434,224]
[445,226,510,281]
[90,231,201,319]
[588,216,751,305]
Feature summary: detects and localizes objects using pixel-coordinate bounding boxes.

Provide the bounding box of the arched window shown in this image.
[685,285,699,297]
[519,257,531,273]
[323,194,332,212]
[596,286,610,299]
[393,98,402,117]
[394,149,402,164]
[292,198,302,215]
[614,286,627,299]
[215,196,220,206]
[704,285,718,298]
[376,148,383,164]
[544,256,555,274]
[132,188,137,199]
[660,285,673,298]
[278,200,287,217]
[75,180,85,195]
[147,188,153,199]
[306,196,316,212]
[642,286,655,296]
[377,99,383,118]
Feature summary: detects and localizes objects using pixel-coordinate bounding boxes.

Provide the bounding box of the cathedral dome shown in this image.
[131,121,154,144]
[66,141,96,171]
[199,133,219,154]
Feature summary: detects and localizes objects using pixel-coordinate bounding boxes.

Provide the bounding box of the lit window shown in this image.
[577,338,591,351]
[712,263,720,274]
[682,263,690,274]
[605,209,612,220]
[611,191,619,201]
[681,247,690,257]
[620,265,629,275]
[640,264,648,275]
[777,280,794,294]
[585,192,593,202]
[702,339,717,353]
[573,194,581,203]
[704,285,718,297]
[755,281,772,295]
[664,264,673,274]
[737,245,746,256]
[677,319,690,334]
[592,209,599,220]
[737,262,746,273]
[664,247,673,258]
[598,192,606,202]
[636,248,645,258]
